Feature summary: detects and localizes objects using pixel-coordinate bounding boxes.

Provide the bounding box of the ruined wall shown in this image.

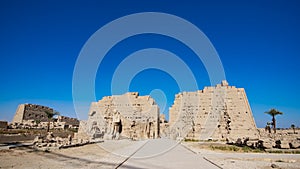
[169,80,259,140]
[12,104,54,123]
[12,104,25,123]
[258,128,300,149]
[57,116,80,126]
[0,121,8,129]
[82,92,160,140]
[11,104,80,130]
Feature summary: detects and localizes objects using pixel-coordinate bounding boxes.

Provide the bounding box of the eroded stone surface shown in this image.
[11,103,79,130]
[79,92,160,140]
[168,80,259,141]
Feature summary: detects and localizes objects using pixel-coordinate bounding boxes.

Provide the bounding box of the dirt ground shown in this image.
[1,141,300,169]
[183,142,300,169]
[0,144,114,169]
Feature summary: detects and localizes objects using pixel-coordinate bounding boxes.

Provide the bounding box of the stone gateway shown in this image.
[168,80,259,141]
[79,92,160,140]
[79,81,259,141]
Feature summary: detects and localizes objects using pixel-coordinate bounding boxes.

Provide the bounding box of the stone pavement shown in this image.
[110,139,220,169]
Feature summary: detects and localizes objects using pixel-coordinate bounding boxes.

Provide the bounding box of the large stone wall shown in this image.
[11,104,78,130]
[57,116,80,126]
[168,80,259,141]
[12,104,54,123]
[80,92,160,140]
[0,121,8,129]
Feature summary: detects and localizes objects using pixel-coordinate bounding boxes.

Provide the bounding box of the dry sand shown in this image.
[183,142,300,169]
[0,141,132,169]
[1,140,300,169]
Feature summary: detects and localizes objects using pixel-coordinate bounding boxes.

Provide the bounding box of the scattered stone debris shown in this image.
[258,128,300,150]
[32,132,91,151]
[270,163,280,168]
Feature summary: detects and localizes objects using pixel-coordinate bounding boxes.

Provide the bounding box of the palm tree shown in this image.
[291,124,296,134]
[264,109,283,133]
[45,110,60,132]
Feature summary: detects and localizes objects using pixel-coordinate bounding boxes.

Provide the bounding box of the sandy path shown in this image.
[0,144,112,169]
[2,140,300,169]
[0,140,150,169]
[118,139,220,169]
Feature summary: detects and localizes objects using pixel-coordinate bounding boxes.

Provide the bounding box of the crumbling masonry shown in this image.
[168,80,259,141]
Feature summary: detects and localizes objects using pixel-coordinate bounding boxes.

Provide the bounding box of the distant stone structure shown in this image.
[0,121,8,129]
[78,92,160,140]
[258,128,300,149]
[168,80,259,141]
[56,116,80,129]
[11,104,79,130]
[12,104,53,124]
[159,114,169,138]
[77,81,264,142]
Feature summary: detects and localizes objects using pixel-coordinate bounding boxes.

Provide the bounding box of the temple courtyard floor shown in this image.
[1,139,300,169]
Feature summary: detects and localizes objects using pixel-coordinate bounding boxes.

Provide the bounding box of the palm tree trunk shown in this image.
[47,120,50,132]
[272,115,276,133]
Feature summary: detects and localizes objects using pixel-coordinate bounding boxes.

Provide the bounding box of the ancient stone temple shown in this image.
[79,92,160,140]
[12,104,54,124]
[168,80,259,141]
[11,103,79,130]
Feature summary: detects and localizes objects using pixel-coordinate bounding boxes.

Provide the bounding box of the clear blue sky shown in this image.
[0,0,299,128]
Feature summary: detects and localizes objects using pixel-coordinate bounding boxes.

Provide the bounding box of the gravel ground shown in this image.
[1,140,300,169]
[183,142,300,169]
[0,140,139,169]
[0,144,111,169]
